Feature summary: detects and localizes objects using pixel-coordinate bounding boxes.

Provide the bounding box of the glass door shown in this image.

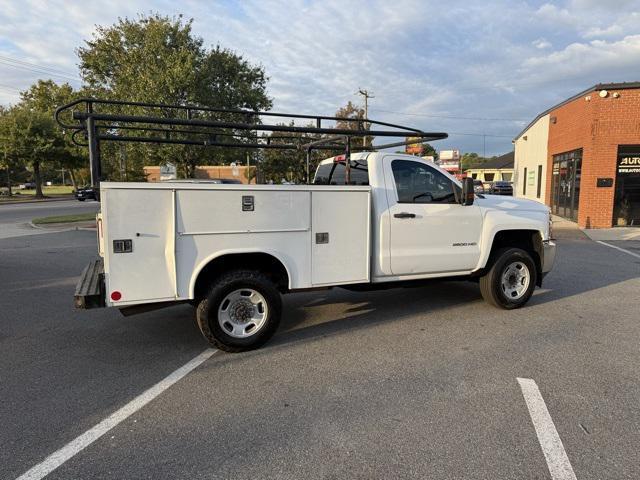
[551,149,582,221]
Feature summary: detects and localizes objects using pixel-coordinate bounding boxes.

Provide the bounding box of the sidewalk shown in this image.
[581,227,640,242]
[552,214,640,241]
[30,220,96,231]
[0,195,75,205]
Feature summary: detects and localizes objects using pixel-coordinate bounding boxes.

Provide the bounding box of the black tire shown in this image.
[77,198,85,201]
[479,247,537,309]
[195,269,282,352]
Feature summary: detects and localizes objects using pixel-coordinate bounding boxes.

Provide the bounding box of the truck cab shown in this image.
[314,152,555,284]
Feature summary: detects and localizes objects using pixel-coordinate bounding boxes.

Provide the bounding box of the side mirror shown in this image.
[461,177,475,206]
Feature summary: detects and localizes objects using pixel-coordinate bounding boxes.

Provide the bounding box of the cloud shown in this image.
[532,38,552,49]
[522,34,640,81]
[535,3,577,28]
[0,0,639,155]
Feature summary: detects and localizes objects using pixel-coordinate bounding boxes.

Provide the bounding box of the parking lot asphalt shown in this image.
[1,225,639,479]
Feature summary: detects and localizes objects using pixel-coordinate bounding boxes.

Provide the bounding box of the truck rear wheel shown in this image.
[479,248,537,309]
[195,269,282,352]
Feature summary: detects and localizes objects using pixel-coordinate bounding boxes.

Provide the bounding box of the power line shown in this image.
[0,83,21,93]
[447,132,514,138]
[0,54,78,77]
[0,55,80,82]
[357,88,374,147]
[369,107,527,123]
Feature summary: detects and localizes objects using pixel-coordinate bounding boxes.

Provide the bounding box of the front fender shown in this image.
[474,210,549,271]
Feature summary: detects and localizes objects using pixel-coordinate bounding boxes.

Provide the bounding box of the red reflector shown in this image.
[111,291,122,301]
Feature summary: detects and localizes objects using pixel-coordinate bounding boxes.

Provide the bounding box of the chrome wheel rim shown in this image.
[500,261,530,300]
[218,289,268,338]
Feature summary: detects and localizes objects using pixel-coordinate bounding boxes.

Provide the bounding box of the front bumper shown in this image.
[542,240,556,274]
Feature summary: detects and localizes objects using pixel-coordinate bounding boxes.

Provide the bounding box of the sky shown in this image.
[0,0,639,156]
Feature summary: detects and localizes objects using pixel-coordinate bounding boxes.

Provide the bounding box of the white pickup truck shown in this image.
[76,151,556,352]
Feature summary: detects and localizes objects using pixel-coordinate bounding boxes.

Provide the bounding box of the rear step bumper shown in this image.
[75,258,105,309]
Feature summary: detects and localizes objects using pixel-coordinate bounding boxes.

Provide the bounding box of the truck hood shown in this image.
[474,194,549,213]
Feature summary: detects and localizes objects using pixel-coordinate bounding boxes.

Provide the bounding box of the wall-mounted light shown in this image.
[550,116,557,124]
[585,95,591,101]
[523,135,528,141]
[613,92,620,98]
[599,90,609,98]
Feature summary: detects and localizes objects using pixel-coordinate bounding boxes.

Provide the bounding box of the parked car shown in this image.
[473,179,485,194]
[74,186,99,201]
[488,181,513,196]
[20,182,36,190]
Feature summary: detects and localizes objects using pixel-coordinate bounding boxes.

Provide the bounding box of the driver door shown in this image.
[383,157,482,275]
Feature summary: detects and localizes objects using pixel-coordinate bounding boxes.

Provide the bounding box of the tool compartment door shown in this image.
[103,188,176,304]
[311,190,370,286]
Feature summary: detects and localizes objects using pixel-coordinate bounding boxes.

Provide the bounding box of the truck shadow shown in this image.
[265,235,639,351]
[272,281,483,348]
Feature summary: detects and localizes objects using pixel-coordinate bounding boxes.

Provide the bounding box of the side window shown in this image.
[313,159,369,185]
[391,160,456,204]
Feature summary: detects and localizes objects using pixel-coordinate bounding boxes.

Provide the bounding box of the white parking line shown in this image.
[16,349,216,480]
[517,378,577,480]
[596,240,640,259]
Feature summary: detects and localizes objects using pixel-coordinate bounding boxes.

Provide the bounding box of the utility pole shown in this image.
[357,89,374,148]
[4,149,11,196]
[119,144,128,181]
[483,134,486,160]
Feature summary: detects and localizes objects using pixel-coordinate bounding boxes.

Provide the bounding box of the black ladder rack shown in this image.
[55,98,448,187]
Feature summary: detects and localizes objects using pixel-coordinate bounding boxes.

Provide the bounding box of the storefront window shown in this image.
[551,149,582,221]
[613,146,640,226]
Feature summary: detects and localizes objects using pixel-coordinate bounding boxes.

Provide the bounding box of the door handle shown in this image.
[394,212,416,219]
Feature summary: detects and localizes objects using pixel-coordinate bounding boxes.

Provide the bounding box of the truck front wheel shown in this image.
[195,269,282,352]
[479,248,537,309]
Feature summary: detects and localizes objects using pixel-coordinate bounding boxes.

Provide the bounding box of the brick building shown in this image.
[143,165,256,184]
[514,82,640,228]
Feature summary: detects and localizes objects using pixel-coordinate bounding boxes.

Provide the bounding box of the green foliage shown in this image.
[259,123,327,184]
[461,152,483,170]
[421,143,438,160]
[3,13,275,186]
[335,101,367,148]
[77,13,272,177]
[0,106,64,196]
[20,80,88,186]
[461,152,498,170]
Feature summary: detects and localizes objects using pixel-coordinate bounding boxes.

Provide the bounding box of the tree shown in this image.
[334,101,367,148]
[0,107,20,195]
[2,106,63,197]
[19,80,87,189]
[461,152,482,170]
[77,13,272,177]
[421,143,438,160]
[259,123,326,184]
